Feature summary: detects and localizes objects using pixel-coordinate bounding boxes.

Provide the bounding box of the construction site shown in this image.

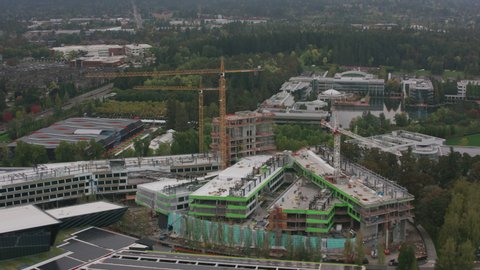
[137,145,415,259]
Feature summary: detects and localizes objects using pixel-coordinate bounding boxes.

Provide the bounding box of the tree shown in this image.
[88,139,104,159]
[377,234,386,265]
[13,141,48,166]
[354,230,365,265]
[385,79,401,94]
[55,141,76,162]
[171,129,198,154]
[397,244,418,270]
[343,237,354,263]
[394,113,409,127]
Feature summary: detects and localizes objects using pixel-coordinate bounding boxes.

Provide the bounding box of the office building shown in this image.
[402,78,434,104]
[316,71,385,96]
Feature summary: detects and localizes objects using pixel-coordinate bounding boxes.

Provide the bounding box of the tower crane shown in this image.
[133,85,219,153]
[85,58,261,169]
[321,106,401,177]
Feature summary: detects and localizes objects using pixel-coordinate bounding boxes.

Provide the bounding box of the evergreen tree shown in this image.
[354,231,365,265]
[397,244,418,270]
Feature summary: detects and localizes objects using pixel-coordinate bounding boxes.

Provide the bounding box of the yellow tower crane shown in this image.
[132,85,219,153]
[85,58,261,169]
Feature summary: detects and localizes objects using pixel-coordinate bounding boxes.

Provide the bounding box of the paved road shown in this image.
[34,83,114,120]
[131,0,143,29]
[441,145,480,157]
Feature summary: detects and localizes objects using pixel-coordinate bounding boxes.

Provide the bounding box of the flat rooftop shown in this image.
[274,178,337,210]
[349,130,445,151]
[46,201,125,219]
[0,205,59,234]
[137,178,204,196]
[0,153,218,186]
[294,149,411,206]
[10,117,142,148]
[191,155,278,198]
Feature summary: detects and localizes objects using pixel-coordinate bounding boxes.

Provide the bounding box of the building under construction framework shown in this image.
[186,148,414,245]
[210,111,276,164]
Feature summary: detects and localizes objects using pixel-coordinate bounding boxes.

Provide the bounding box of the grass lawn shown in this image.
[446,133,480,146]
[0,228,78,270]
[0,133,11,143]
[443,69,465,80]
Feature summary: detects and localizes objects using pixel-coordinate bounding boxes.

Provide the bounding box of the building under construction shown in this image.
[185,148,414,247]
[210,111,276,163]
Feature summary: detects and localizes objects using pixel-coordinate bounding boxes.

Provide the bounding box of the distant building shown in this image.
[316,71,385,96]
[445,80,480,101]
[280,76,314,100]
[125,44,152,57]
[347,130,445,158]
[51,44,125,58]
[402,78,434,104]
[259,81,329,124]
[149,129,175,150]
[9,117,144,152]
[51,44,152,67]
[211,111,276,163]
[70,56,125,68]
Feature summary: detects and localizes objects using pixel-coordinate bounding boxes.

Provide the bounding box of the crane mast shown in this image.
[133,85,218,154]
[88,58,260,169]
[322,105,401,176]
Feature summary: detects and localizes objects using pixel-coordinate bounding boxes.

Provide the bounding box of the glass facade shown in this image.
[0,225,59,260]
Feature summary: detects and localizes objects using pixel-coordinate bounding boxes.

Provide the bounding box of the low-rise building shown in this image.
[9,117,144,152]
[402,78,434,104]
[316,71,385,97]
[445,80,480,101]
[125,44,152,57]
[0,154,219,209]
[347,130,445,158]
[136,178,205,215]
[259,91,329,124]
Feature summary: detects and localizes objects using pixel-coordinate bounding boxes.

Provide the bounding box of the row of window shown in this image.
[97,179,127,185]
[95,172,127,179]
[0,190,87,207]
[0,177,90,194]
[171,166,218,173]
[0,183,87,201]
[176,203,189,210]
[97,185,135,192]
